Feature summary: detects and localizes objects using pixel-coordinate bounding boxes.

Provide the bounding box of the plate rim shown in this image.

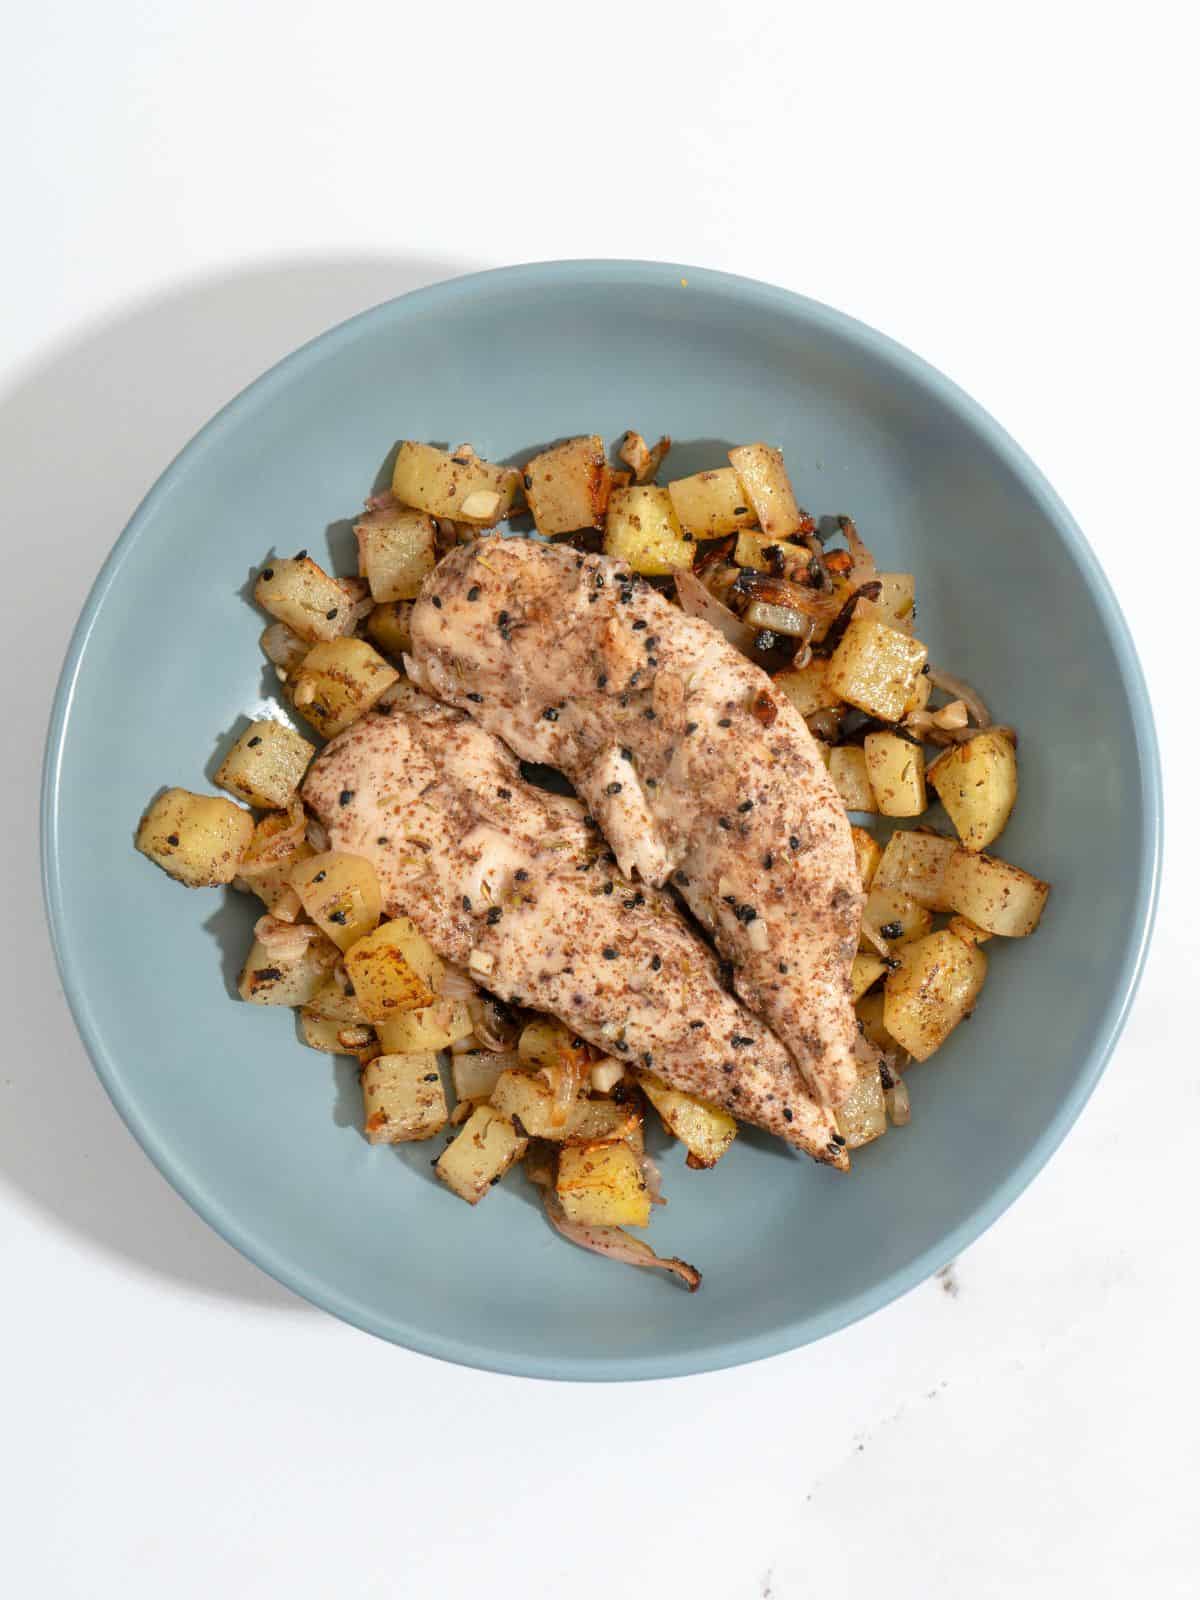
[40,260,1164,1380]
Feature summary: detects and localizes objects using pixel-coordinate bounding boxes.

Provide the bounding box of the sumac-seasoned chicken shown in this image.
[408,539,862,1108]
[302,696,847,1166]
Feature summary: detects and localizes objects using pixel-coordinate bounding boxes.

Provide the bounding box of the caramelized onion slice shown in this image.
[542,1192,701,1292]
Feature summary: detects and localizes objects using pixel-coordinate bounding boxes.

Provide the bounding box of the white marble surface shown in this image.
[2,3,1195,1594]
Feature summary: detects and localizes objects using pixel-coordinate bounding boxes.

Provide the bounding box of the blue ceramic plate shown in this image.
[42,263,1161,1379]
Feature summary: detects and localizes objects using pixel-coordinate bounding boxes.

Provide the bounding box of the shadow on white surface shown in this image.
[2,253,469,1306]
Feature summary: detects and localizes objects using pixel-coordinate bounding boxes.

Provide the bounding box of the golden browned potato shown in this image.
[853,572,915,633]
[851,952,888,1001]
[872,828,957,910]
[304,969,371,1023]
[603,485,696,575]
[834,1058,887,1149]
[864,730,927,817]
[827,619,929,722]
[636,1071,737,1169]
[298,1009,372,1054]
[289,637,399,737]
[828,746,877,812]
[860,885,933,951]
[728,443,808,539]
[856,990,898,1054]
[365,601,413,659]
[523,435,612,535]
[667,467,758,537]
[435,1104,528,1203]
[361,1053,447,1143]
[136,788,254,887]
[354,506,437,602]
[556,1140,650,1227]
[391,441,520,527]
[344,915,444,1020]
[928,731,1018,852]
[237,929,338,1006]
[215,720,315,811]
[850,825,882,889]
[947,915,993,945]
[941,849,1050,937]
[618,430,671,483]
[376,998,474,1054]
[254,555,354,643]
[290,851,382,952]
[773,656,839,718]
[883,929,987,1060]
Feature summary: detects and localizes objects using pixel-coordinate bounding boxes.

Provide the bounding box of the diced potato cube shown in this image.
[215,720,315,811]
[728,443,809,539]
[733,530,812,574]
[517,1017,587,1075]
[827,619,929,722]
[260,621,310,675]
[617,430,671,483]
[362,1053,447,1144]
[856,990,899,1054]
[928,732,1018,852]
[947,916,993,946]
[873,828,957,910]
[136,788,253,887]
[854,572,915,633]
[850,825,882,890]
[523,435,612,535]
[289,637,399,737]
[603,485,695,575]
[237,932,337,1006]
[864,731,927,817]
[490,1068,577,1138]
[254,555,354,643]
[290,852,382,952]
[376,998,473,1054]
[667,468,758,536]
[860,886,933,951]
[636,1071,737,1169]
[851,952,888,1001]
[829,746,877,812]
[884,929,988,1061]
[299,1009,371,1054]
[304,970,370,1023]
[556,1140,650,1227]
[773,656,839,718]
[564,1097,644,1152]
[353,507,437,602]
[834,1057,888,1149]
[365,601,413,659]
[391,441,520,527]
[435,1104,527,1203]
[941,850,1050,937]
[344,915,443,1020]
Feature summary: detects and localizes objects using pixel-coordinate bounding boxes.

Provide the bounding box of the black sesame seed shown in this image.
[632,618,647,631]
[515,868,529,881]
[717,717,732,728]
[642,1052,653,1068]
[730,1035,752,1048]
[733,505,749,516]
[486,906,503,925]
[643,708,656,720]
[602,947,618,960]
[247,735,262,747]
[880,921,903,940]
[166,833,180,846]
[718,817,732,830]
[763,852,774,869]
[339,790,353,806]
[723,894,738,907]
[738,799,754,813]
[685,721,699,736]
[602,881,614,894]
[722,1062,735,1074]
[328,910,347,925]
[620,747,633,761]
[689,1020,704,1029]
[432,596,442,609]
[675,870,690,885]
[466,692,483,703]
[832,1133,847,1146]
[497,786,511,799]
[650,955,662,971]
[736,904,758,924]
[597,673,608,688]
[313,871,326,884]
[498,610,510,626]
[523,472,533,490]
[254,966,283,982]
[424,1073,439,1083]
[646,777,657,788]
[645,636,658,650]
[462,895,472,911]
[376,835,388,846]
[542,706,559,721]
[624,892,645,908]
[783,1107,794,1122]
[467,585,481,601]
[605,781,623,795]
[594,573,605,588]
[778,961,789,974]
[260,567,274,581]
[325,608,338,620]
[294,549,307,561]
[789,835,802,851]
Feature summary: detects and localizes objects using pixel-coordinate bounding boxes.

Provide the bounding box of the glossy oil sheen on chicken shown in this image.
[302,695,847,1166]
[408,539,863,1109]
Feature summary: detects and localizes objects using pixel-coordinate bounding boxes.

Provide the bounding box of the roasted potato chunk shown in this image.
[850,825,882,890]
[873,828,957,910]
[828,746,877,812]
[290,637,399,737]
[556,1140,650,1227]
[856,990,899,1054]
[884,929,987,1060]
[773,656,839,718]
[365,600,413,659]
[136,788,253,887]
[435,1104,527,1203]
[636,1071,737,1169]
[344,915,443,1020]
[354,506,437,602]
[864,730,927,817]
[827,619,929,722]
[928,732,1018,852]
[290,851,382,952]
[215,720,315,811]
[834,1058,888,1149]
[304,969,370,1023]
[603,485,695,575]
[362,1053,447,1143]
[728,443,809,539]
[391,442,520,527]
[667,467,758,537]
[942,849,1049,937]
[254,555,354,643]
[523,435,612,535]
[238,930,337,1006]
[851,952,888,1001]
[860,886,933,951]
[376,998,473,1054]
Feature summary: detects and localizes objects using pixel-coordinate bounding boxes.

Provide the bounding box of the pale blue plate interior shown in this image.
[42,263,1161,1379]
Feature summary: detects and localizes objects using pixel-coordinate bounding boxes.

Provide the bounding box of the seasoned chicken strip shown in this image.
[302,699,847,1167]
[408,539,863,1108]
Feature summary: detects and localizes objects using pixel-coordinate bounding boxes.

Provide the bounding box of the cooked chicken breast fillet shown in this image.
[408,538,862,1108]
[302,696,847,1166]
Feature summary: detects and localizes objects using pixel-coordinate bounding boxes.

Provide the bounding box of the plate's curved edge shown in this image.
[40,260,1165,1381]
